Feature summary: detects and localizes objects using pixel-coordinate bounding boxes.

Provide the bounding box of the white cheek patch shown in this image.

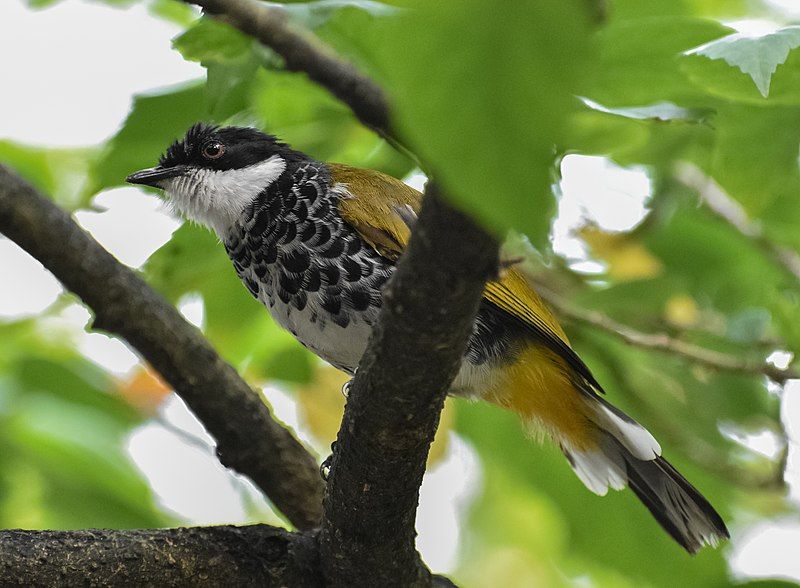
[162,155,286,236]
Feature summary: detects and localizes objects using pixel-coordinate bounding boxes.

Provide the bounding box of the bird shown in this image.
[127,123,729,554]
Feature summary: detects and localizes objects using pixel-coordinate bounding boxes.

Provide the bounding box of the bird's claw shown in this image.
[341,368,357,398]
[341,379,352,399]
[320,441,338,481]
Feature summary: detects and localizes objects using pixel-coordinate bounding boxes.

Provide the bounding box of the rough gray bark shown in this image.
[0,526,322,587]
[0,165,324,531]
[0,525,459,587]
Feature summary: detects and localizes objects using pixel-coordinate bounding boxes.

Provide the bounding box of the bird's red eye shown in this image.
[202,142,225,160]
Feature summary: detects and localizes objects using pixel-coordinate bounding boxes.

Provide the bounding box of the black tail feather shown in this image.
[624,452,729,554]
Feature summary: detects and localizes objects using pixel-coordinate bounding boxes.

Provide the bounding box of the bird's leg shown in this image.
[320,441,337,481]
[324,369,356,479]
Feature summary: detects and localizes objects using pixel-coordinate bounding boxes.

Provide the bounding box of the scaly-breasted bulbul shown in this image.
[128,123,728,553]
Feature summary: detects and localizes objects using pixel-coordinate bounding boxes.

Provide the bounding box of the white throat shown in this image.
[161,155,286,236]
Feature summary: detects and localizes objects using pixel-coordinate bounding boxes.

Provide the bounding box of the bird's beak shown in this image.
[126,165,189,188]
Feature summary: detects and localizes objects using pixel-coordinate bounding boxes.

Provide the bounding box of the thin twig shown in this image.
[676,163,800,283]
[537,286,799,383]
[587,340,788,490]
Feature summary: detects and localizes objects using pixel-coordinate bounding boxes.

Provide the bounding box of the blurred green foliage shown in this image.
[0,321,168,529]
[3,0,800,586]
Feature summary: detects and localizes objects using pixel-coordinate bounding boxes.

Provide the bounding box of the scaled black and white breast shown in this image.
[223,161,392,373]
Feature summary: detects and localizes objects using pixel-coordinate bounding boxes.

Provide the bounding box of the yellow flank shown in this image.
[486,345,596,451]
[332,163,597,450]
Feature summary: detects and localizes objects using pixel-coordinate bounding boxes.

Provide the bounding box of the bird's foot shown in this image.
[341,368,357,398]
[341,379,352,399]
[320,441,337,481]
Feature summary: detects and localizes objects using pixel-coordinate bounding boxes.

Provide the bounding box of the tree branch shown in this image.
[0,525,322,587]
[536,285,799,383]
[0,165,324,530]
[676,163,800,284]
[0,525,456,587]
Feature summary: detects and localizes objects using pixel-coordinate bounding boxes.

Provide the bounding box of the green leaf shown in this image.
[14,357,140,427]
[710,104,800,237]
[23,0,62,6]
[206,57,261,120]
[645,187,787,311]
[143,223,223,303]
[580,98,713,123]
[276,0,398,29]
[562,102,715,174]
[610,0,750,20]
[5,398,165,528]
[608,0,693,19]
[251,70,414,177]
[589,17,732,106]
[0,141,59,198]
[263,347,313,384]
[147,0,199,27]
[0,352,167,530]
[173,17,252,64]
[684,27,800,99]
[369,0,594,247]
[172,18,264,121]
[0,141,93,210]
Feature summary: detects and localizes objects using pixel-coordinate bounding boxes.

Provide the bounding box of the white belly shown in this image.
[243,268,376,374]
[259,293,500,395]
[239,266,500,393]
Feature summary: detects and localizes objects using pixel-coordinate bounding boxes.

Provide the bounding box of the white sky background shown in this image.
[1,0,800,581]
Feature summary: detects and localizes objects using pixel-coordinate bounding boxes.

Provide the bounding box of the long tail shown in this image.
[490,344,729,553]
[561,396,729,554]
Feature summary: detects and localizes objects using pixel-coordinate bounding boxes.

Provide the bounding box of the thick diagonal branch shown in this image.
[0,165,324,530]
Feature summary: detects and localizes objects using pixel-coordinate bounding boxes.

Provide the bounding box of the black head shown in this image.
[126,123,309,187]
